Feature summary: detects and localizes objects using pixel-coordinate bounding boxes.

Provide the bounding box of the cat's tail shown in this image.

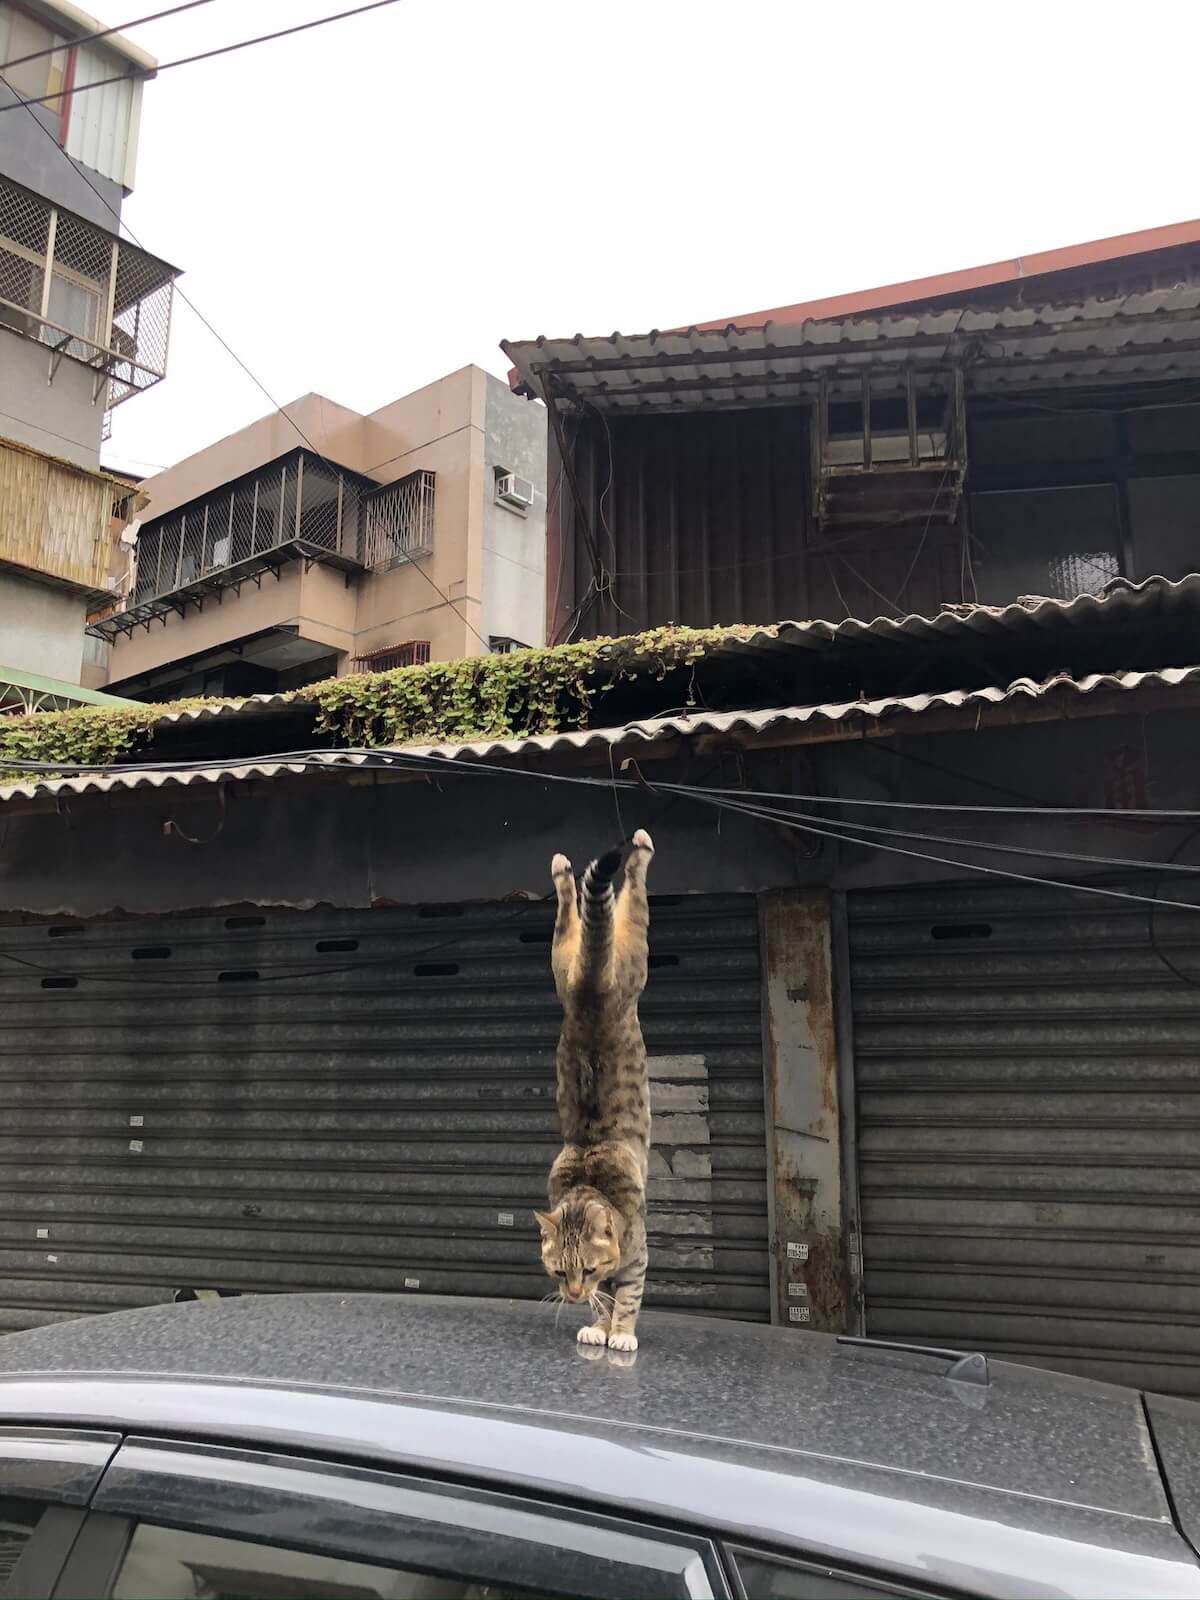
[578,847,622,983]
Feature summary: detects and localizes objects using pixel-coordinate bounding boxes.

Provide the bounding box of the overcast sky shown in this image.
[106,0,1199,477]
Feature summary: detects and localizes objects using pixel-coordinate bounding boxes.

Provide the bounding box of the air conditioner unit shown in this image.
[496,472,535,510]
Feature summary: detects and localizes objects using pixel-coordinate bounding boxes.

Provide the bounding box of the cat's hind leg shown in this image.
[552,853,577,933]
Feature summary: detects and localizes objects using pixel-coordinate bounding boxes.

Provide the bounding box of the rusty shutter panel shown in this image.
[0,894,769,1332]
[848,877,1200,1395]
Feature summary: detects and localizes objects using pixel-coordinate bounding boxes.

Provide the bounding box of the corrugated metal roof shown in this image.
[503,284,1200,410]
[0,758,350,805]
[151,692,303,726]
[392,664,1200,762]
[685,220,1200,333]
[6,664,1199,809]
[139,573,1200,734]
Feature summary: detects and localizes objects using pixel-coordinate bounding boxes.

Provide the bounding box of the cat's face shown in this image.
[535,1200,621,1302]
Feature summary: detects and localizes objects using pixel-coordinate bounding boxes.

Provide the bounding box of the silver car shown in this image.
[0,1294,1194,1599]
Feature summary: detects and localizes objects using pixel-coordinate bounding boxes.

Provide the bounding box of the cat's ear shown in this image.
[534,1210,558,1238]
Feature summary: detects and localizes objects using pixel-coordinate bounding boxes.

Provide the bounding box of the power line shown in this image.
[9,754,1200,988]
[0,32,491,656]
[14,739,1200,891]
[659,786,1200,879]
[654,782,1200,823]
[0,0,216,72]
[679,788,1200,917]
[0,0,405,112]
[0,895,551,989]
[0,407,165,471]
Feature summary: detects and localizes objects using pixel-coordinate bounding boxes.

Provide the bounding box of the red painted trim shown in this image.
[58,43,77,146]
[503,217,1200,392]
[7,1,76,145]
[689,219,1200,332]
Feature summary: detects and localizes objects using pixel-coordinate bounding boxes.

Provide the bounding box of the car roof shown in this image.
[0,1294,1169,1515]
[2,1295,1197,1597]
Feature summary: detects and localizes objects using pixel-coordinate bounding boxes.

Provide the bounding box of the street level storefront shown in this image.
[2,585,1200,1394]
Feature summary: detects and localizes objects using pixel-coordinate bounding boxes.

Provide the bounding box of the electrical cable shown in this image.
[0,0,405,111]
[12,752,1200,986]
[676,787,1200,917]
[650,781,1200,823]
[0,408,165,471]
[0,895,551,989]
[652,785,1200,879]
[0,1,216,71]
[1147,825,1200,988]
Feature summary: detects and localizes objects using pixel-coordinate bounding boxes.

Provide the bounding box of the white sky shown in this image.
[106,0,1200,477]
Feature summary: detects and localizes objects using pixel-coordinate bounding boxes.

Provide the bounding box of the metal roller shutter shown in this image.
[849,876,1200,1395]
[0,893,769,1332]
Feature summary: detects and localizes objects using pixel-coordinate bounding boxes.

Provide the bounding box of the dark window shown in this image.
[83,1441,719,1599]
[0,1497,55,1593]
[110,1523,556,1600]
[969,485,1121,604]
[727,1546,942,1600]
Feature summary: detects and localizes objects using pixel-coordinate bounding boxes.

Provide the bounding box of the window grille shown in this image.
[352,640,431,672]
[0,176,176,411]
[360,470,435,570]
[132,453,360,605]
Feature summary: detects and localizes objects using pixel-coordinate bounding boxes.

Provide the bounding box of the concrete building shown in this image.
[15,223,1200,1400]
[89,367,548,699]
[0,0,178,704]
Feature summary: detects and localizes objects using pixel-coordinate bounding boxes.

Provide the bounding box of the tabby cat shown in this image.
[536,828,655,1351]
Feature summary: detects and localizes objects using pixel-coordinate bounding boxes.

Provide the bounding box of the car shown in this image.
[0,1295,1193,1600]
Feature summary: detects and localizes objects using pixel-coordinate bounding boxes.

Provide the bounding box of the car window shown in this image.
[84,1439,719,1599]
[110,1522,560,1600]
[0,1497,59,1595]
[727,1546,941,1600]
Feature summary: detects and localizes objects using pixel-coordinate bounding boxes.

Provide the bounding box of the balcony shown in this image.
[90,451,367,642]
[0,176,178,412]
[89,453,439,642]
[0,433,120,601]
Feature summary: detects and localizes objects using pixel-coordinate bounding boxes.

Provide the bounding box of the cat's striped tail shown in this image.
[578,847,622,982]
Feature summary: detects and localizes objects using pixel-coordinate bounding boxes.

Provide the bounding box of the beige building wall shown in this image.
[141,395,366,524]
[102,366,545,691]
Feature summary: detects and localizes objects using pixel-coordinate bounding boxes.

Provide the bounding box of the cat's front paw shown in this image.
[631,829,654,854]
[607,1330,639,1352]
[577,1324,609,1346]
[552,853,572,878]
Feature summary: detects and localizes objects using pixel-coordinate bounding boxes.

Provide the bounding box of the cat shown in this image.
[536,828,655,1352]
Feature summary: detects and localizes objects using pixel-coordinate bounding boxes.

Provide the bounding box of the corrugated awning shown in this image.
[503,283,1200,411]
[0,667,140,716]
[130,572,1200,734]
[5,664,1200,809]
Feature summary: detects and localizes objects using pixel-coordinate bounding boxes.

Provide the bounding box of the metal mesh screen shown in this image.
[109,245,175,409]
[133,455,359,604]
[0,182,48,341]
[296,457,343,551]
[0,176,176,409]
[360,470,435,570]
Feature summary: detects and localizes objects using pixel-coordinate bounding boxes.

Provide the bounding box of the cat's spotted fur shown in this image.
[536,828,654,1351]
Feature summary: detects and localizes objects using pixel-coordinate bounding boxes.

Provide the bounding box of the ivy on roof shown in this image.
[0,624,770,776]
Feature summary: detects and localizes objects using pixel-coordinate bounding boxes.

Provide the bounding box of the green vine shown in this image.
[0,623,771,777]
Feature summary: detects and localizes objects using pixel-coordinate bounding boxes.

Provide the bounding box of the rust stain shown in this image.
[804,1224,850,1330]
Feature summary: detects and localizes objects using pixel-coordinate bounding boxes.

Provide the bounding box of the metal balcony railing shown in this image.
[0,176,178,412]
[131,452,364,606]
[360,470,435,570]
